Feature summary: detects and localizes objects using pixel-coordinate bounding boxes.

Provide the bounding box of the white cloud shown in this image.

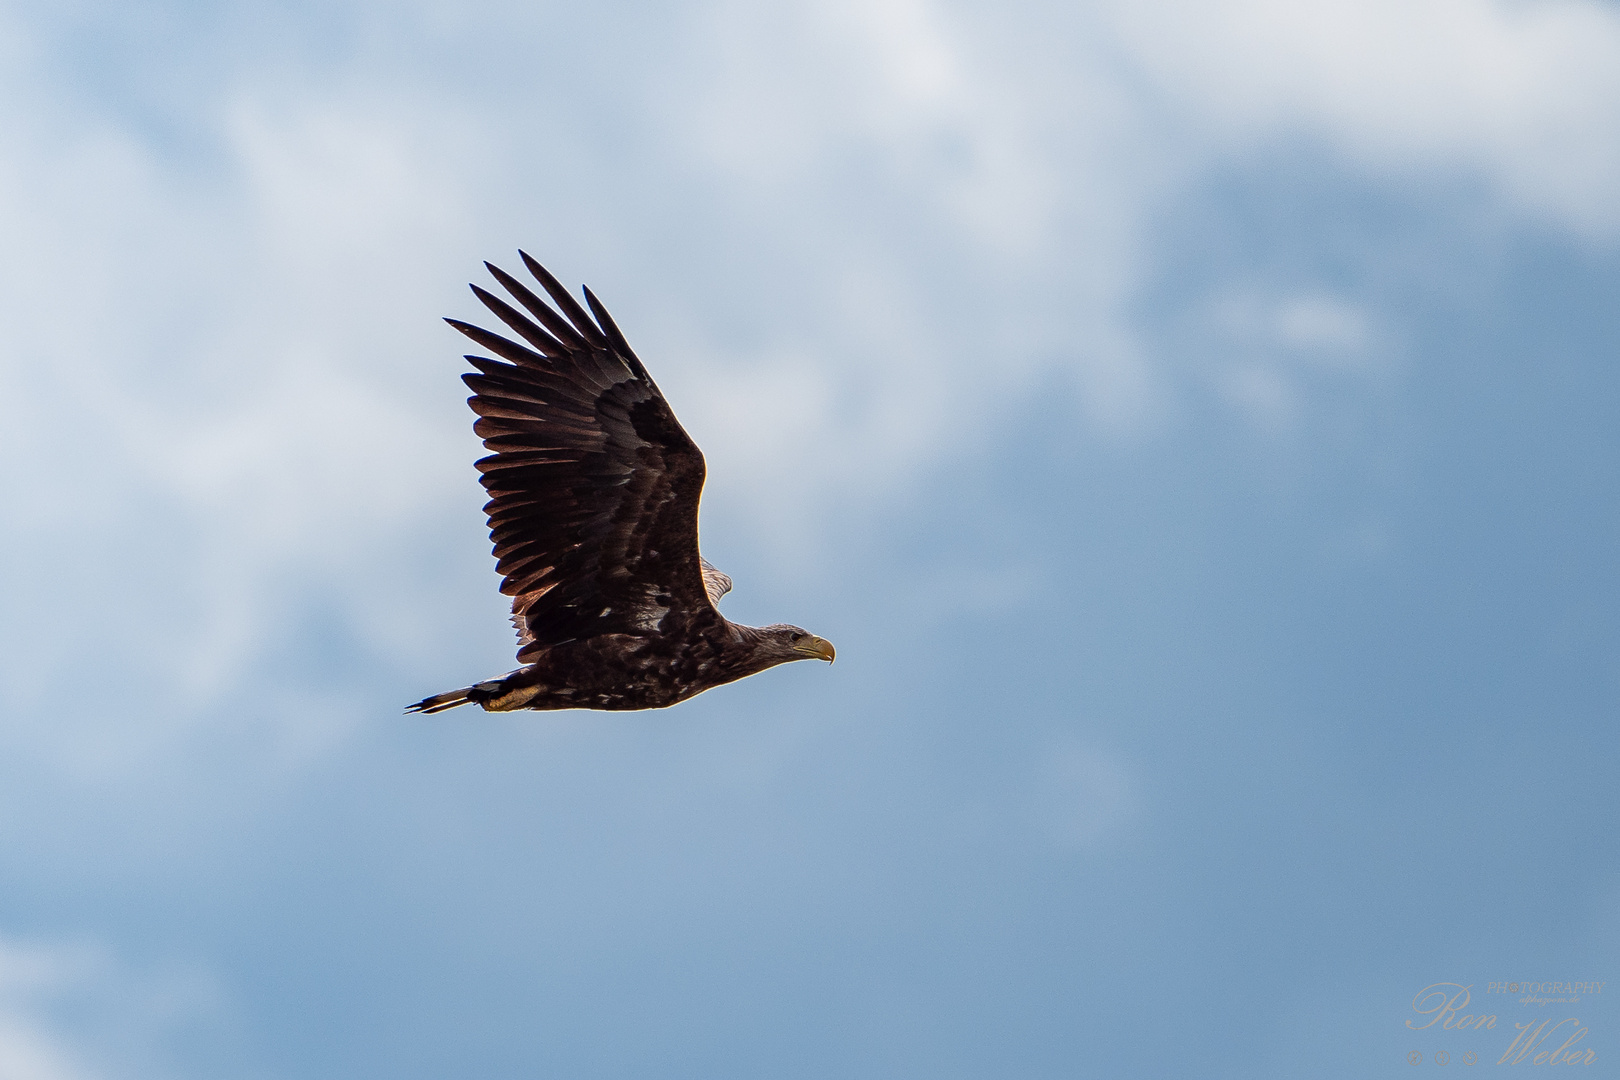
[2,0,1619,775]
[0,933,217,1080]
[1272,295,1372,358]
[656,0,1620,472]
[0,1019,90,1080]
[1105,0,1620,233]
[1194,288,1389,426]
[0,69,481,738]
[1207,290,1380,360]
[0,940,99,1080]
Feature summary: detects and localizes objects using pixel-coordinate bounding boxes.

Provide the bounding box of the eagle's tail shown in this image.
[406,671,538,714]
[405,686,476,714]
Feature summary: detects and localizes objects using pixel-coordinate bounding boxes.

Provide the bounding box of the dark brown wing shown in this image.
[449,253,719,661]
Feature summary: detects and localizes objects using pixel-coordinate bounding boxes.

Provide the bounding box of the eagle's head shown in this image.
[752,624,837,665]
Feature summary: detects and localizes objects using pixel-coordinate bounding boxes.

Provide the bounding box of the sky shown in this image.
[1,0,1618,1076]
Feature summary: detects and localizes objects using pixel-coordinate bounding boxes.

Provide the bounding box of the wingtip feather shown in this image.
[581,286,655,386]
[519,251,607,347]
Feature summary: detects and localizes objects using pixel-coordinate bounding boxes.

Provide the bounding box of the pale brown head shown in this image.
[749,624,837,666]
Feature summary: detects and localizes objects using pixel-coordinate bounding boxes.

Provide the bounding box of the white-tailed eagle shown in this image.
[407,254,834,713]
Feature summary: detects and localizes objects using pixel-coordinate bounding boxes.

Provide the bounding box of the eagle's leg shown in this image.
[477,682,545,711]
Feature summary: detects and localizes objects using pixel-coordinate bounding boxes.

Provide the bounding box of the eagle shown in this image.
[407,254,835,714]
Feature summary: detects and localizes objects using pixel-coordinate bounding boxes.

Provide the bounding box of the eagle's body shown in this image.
[407,254,833,714]
[415,623,813,713]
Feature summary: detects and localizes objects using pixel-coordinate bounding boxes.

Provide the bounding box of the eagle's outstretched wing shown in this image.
[449,253,720,661]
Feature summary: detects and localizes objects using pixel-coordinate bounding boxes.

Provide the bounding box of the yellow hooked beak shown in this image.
[795,635,836,663]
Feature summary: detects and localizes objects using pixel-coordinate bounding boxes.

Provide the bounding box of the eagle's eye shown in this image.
[791,633,804,643]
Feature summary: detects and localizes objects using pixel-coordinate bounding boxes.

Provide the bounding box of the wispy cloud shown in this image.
[1,0,1617,783]
[0,934,217,1080]
[1106,0,1620,233]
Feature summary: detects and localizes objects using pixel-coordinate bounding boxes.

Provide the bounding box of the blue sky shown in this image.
[1,0,1617,1076]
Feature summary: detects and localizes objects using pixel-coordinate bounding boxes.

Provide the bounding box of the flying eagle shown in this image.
[407,254,835,714]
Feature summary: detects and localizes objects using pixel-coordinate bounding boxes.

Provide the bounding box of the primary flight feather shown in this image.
[407,254,835,714]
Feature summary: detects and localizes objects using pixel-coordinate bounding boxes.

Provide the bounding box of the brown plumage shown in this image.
[406,254,835,714]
